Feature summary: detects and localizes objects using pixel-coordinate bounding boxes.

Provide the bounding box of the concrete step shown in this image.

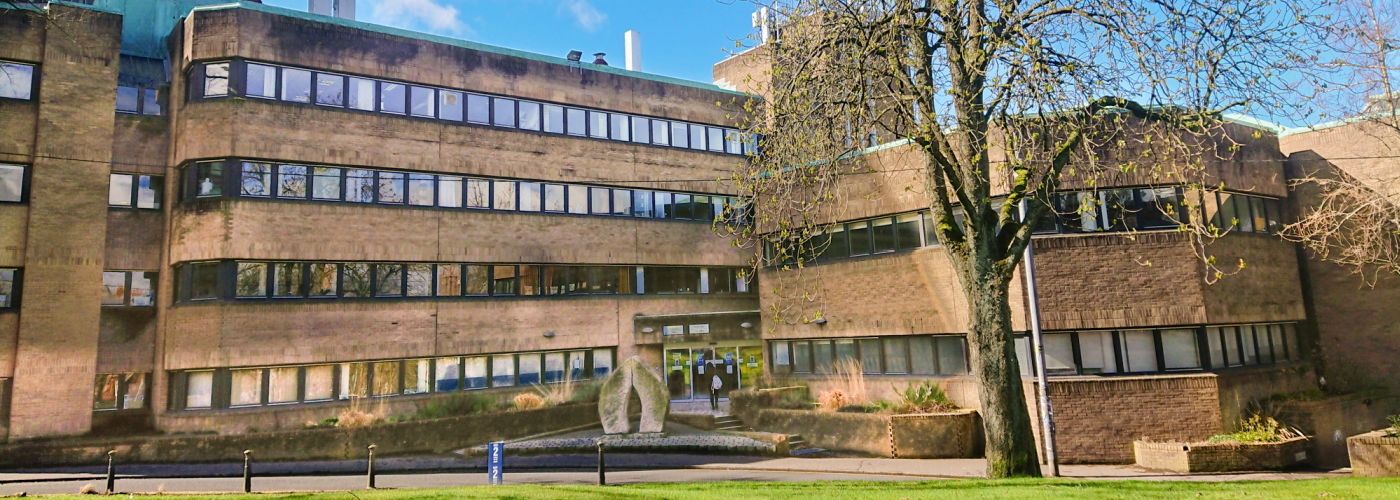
[790,446,828,456]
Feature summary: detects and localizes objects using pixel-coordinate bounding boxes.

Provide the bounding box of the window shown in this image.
[281,68,312,103]
[116,86,139,113]
[203,62,229,97]
[410,86,435,117]
[544,104,565,134]
[1078,331,1117,374]
[590,187,610,215]
[689,124,706,150]
[316,73,344,106]
[436,175,464,205]
[645,267,699,294]
[245,63,276,98]
[0,164,25,202]
[632,117,651,143]
[491,354,515,387]
[466,94,490,124]
[1223,326,1243,366]
[632,190,652,217]
[379,82,406,114]
[0,61,36,100]
[707,127,725,152]
[439,90,463,121]
[405,264,432,296]
[693,195,714,221]
[372,361,400,396]
[309,263,338,296]
[1120,330,1159,372]
[518,101,541,131]
[236,262,267,298]
[561,184,586,214]
[312,167,341,200]
[1161,328,1201,370]
[466,178,491,208]
[593,349,613,377]
[230,369,263,407]
[610,113,629,140]
[1241,326,1259,364]
[569,351,588,380]
[348,77,375,111]
[567,108,586,136]
[544,352,566,383]
[141,88,161,115]
[772,341,791,374]
[519,182,542,211]
[339,363,369,399]
[378,172,405,204]
[848,221,872,256]
[434,357,461,391]
[518,353,541,384]
[872,218,896,253]
[543,184,566,212]
[1266,199,1285,233]
[589,111,608,138]
[102,270,155,306]
[272,262,304,297]
[278,165,307,198]
[935,337,967,375]
[812,340,833,373]
[464,356,488,389]
[610,189,632,216]
[1043,333,1076,375]
[405,359,431,394]
[305,365,334,401]
[345,169,375,203]
[185,371,214,409]
[1270,324,1287,361]
[341,263,371,297]
[375,264,403,297]
[651,120,670,146]
[465,265,490,295]
[895,214,922,249]
[859,338,881,374]
[108,174,133,206]
[493,98,516,127]
[240,162,272,197]
[408,174,434,206]
[268,367,298,404]
[492,180,516,210]
[653,192,671,218]
[492,265,518,295]
[436,264,462,296]
[1250,197,1268,234]
[188,262,219,300]
[673,193,692,219]
[725,129,744,154]
[0,268,18,308]
[883,337,910,374]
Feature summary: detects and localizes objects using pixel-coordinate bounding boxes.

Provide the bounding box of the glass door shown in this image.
[691,347,715,399]
[738,345,764,391]
[665,348,692,400]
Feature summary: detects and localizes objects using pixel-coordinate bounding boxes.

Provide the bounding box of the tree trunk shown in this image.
[963,262,1042,478]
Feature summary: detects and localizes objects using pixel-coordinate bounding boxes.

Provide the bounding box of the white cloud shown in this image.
[559,0,606,32]
[370,0,471,36]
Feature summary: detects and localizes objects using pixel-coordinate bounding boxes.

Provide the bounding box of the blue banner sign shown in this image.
[487,441,504,485]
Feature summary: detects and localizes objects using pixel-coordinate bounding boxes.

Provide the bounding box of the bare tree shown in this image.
[718,0,1328,477]
[1285,0,1400,284]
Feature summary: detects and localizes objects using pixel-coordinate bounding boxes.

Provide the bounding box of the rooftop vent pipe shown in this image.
[593,53,608,65]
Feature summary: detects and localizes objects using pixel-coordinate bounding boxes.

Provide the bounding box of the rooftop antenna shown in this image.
[751,7,773,44]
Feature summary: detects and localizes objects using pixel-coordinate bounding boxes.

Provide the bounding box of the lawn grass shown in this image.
[28,477,1400,499]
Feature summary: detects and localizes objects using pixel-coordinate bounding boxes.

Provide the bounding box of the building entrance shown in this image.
[664,345,761,401]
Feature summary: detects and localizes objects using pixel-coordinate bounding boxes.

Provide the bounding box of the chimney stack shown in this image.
[624,30,641,71]
[593,53,608,65]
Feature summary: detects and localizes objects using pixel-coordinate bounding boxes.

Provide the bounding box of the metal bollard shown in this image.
[105,450,116,494]
[242,450,253,493]
[597,441,606,486]
[367,444,377,489]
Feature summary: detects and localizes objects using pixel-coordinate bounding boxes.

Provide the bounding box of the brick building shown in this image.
[0,0,761,441]
[0,0,1395,466]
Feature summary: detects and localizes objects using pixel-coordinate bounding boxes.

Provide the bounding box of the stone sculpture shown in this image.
[598,356,670,434]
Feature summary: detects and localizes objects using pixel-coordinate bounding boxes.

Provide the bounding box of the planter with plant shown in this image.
[1346,414,1400,477]
[1134,416,1311,472]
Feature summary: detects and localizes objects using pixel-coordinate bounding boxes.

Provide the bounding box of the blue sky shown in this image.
[261,0,759,84]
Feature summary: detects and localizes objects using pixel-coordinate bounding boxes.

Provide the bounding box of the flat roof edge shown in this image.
[187,1,751,97]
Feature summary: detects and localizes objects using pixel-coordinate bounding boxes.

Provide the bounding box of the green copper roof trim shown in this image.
[187,1,748,97]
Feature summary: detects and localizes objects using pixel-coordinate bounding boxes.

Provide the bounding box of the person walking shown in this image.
[709,368,723,412]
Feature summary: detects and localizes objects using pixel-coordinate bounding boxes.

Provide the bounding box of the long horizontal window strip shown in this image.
[169,348,615,411]
[0,268,20,309]
[764,187,1286,267]
[190,60,754,157]
[179,159,750,225]
[1013,323,1302,377]
[0,60,36,101]
[175,261,752,303]
[770,335,970,377]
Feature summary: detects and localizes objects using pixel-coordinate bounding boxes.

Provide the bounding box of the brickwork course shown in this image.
[0,0,1395,469]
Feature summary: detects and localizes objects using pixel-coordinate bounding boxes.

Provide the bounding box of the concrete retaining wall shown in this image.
[1133,437,1311,473]
[0,403,597,467]
[751,408,981,458]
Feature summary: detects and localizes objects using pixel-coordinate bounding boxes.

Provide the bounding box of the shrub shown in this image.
[513,392,546,410]
[817,389,849,411]
[892,381,956,414]
[774,388,815,409]
[335,409,378,428]
[535,376,576,406]
[416,393,496,420]
[829,358,869,406]
[571,382,602,403]
[1206,415,1303,443]
[1386,414,1400,438]
[305,416,339,428]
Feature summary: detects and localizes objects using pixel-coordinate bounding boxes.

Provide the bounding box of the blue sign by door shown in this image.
[487,441,504,485]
